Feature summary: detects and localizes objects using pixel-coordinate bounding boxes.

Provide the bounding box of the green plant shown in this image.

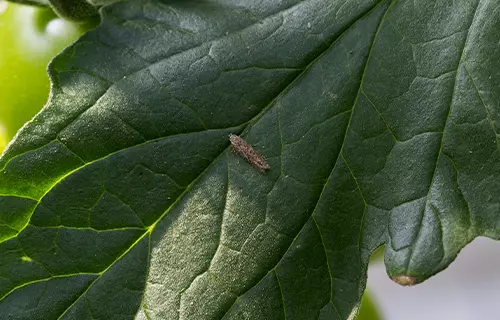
[0,2,91,149]
[1,0,499,319]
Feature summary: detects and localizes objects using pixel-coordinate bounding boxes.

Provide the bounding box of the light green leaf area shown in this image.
[1,0,499,319]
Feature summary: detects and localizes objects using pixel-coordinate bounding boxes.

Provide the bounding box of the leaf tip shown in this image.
[391,275,418,286]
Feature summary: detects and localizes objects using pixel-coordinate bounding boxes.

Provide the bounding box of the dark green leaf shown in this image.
[48,0,98,21]
[1,0,499,319]
[6,0,118,21]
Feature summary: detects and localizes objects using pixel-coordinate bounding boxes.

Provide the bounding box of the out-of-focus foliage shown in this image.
[0,1,94,153]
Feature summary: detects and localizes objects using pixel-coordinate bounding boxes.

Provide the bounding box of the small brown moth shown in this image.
[229,134,270,172]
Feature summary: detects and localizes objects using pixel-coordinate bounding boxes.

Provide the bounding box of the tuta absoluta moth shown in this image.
[229,134,270,172]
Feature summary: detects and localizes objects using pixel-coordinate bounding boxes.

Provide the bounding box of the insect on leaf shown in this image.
[229,134,271,172]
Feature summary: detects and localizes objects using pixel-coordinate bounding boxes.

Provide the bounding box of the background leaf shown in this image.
[6,0,120,21]
[1,0,499,319]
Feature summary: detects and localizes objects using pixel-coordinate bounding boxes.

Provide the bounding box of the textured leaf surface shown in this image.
[1,0,500,319]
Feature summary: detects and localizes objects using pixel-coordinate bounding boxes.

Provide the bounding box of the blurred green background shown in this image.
[0,1,89,152]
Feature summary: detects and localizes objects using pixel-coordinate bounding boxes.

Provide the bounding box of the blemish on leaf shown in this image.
[229,134,270,172]
[21,256,32,263]
[391,275,418,286]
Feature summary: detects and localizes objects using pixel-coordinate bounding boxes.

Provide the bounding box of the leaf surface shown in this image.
[1,0,500,319]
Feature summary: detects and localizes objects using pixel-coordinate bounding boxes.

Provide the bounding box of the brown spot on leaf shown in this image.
[391,275,418,286]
